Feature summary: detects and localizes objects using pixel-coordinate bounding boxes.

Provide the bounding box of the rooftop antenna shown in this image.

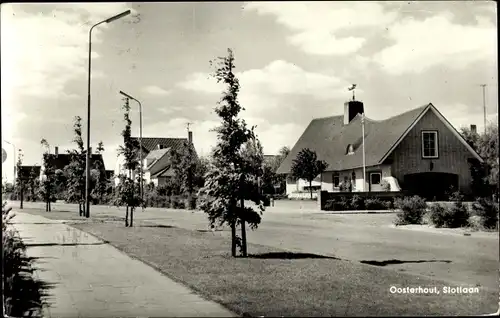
[480,84,487,134]
[348,84,357,101]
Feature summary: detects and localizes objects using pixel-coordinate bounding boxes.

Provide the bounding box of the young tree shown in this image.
[14,150,24,209]
[290,148,328,199]
[39,139,56,212]
[65,116,87,216]
[116,97,142,227]
[198,48,265,257]
[26,166,39,202]
[170,140,200,209]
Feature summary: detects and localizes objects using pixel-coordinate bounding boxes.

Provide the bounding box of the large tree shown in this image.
[290,148,328,199]
[198,48,265,257]
[460,124,499,198]
[262,146,290,195]
[115,97,142,227]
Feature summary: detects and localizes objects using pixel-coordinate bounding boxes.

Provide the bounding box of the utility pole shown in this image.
[480,84,487,134]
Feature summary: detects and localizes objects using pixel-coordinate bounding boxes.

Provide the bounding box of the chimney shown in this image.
[343,100,364,125]
[188,131,193,144]
[470,124,477,134]
[54,146,59,156]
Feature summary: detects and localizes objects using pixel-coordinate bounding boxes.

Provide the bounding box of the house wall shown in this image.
[321,164,394,192]
[285,176,321,195]
[389,109,474,193]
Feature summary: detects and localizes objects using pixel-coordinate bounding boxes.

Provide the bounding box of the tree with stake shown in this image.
[290,148,328,199]
[198,48,265,257]
[39,139,56,212]
[14,150,24,209]
[65,116,87,216]
[27,166,39,202]
[115,97,142,227]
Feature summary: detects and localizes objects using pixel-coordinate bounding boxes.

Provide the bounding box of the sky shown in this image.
[1,1,498,183]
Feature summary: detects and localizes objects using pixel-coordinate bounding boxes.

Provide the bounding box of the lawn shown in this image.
[67,222,496,316]
[19,206,498,316]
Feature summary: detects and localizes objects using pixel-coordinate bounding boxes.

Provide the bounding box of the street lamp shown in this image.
[119,90,143,206]
[3,140,16,188]
[361,113,366,192]
[86,9,131,218]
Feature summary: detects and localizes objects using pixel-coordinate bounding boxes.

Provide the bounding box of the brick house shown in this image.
[40,146,106,180]
[277,101,484,200]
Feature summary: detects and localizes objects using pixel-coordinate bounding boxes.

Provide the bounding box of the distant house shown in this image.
[114,131,198,187]
[40,146,106,181]
[18,165,41,181]
[277,101,484,200]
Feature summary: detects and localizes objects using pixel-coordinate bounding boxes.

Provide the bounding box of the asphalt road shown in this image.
[12,200,500,293]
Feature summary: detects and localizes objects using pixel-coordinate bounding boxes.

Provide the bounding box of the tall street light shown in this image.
[3,140,16,188]
[85,9,131,218]
[119,90,143,206]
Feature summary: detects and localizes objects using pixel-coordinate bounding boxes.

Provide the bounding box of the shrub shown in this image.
[324,196,350,211]
[446,200,470,228]
[383,200,394,210]
[472,198,499,229]
[394,196,427,225]
[428,193,470,228]
[350,195,364,210]
[428,203,448,228]
[2,201,48,317]
[364,197,385,210]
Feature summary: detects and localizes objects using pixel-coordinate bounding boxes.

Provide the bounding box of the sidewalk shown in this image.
[10,212,236,318]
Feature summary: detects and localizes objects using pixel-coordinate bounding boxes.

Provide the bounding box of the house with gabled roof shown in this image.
[277,100,484,200]
[114,131,197,186]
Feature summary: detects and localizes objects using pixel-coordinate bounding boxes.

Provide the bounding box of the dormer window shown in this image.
[346,144,354,155]
[157,144,164,149]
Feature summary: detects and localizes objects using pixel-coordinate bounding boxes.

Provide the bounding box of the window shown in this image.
[333,172,340,188]
[422,131,438,158]
[370,172,381,185]
[351,171,356,190]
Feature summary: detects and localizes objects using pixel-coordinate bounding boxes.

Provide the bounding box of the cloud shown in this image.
[178,60,355,116]
[1,3,133,103]
[438,102,498,134]
[142,85,171,96]
[141,115,304,157]
[373,13,497,74]
[244,2,397,55]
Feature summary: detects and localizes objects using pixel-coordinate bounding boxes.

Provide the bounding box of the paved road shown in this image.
[10,212,236,318]
[13,201,500,292]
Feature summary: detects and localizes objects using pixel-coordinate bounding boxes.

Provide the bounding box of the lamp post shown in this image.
[119,90,143,206]
[361,113,366,192]
[3,140,16,188]
[85,9,131,218]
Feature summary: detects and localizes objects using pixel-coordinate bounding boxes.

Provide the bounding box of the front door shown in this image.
[369,172,382,192]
